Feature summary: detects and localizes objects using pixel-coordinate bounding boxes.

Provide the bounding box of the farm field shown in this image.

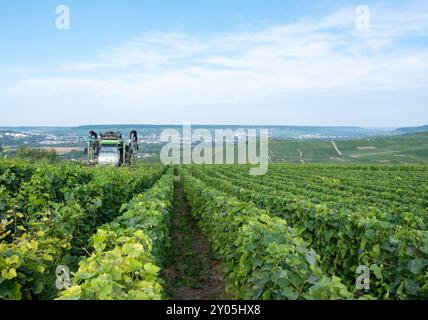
[0,159,167,300]
[1,159,427,300]
[268,132,428,164]
[127,131,428,164]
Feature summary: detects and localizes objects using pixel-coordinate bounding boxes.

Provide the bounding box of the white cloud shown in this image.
[1,1,428,126]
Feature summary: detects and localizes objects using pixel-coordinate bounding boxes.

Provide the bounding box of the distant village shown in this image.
[0,130,163,147]
[0,126,391,159]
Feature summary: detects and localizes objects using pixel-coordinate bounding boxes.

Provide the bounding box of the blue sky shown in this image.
[1,0,428,127]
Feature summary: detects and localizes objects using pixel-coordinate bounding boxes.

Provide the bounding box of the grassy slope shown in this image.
[269,131,428,164]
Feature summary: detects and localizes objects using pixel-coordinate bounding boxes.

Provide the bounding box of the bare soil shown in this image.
[163,176,226,300]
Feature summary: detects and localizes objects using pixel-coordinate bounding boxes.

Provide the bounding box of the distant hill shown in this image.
[0,125,398,142]
[2,125,428,164]
[396,125,428,133]
[269,131,428,164]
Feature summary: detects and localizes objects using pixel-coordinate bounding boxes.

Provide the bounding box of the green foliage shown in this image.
[57,172,174,300]
[0,159,165,300]
[15,147,59,163]
[180,168,353,300]
[0,228,70,300]
[57,231,163,300]
[2,158,426,301]
[0,160,35,194]
[187,164,428,299]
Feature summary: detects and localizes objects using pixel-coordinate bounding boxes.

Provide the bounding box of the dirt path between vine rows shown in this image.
[163,176,226,300]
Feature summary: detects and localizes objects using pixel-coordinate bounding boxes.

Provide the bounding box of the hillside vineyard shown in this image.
[0,160,427,300]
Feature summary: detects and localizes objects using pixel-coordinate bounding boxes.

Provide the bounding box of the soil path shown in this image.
[163,176,226,300]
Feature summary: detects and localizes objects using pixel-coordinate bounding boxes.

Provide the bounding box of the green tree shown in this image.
[16,146,59,162]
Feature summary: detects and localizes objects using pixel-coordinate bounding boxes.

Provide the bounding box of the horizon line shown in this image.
[1,123,426,129]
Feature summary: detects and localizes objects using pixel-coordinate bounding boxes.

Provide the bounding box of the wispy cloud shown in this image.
[1,1,428,126]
